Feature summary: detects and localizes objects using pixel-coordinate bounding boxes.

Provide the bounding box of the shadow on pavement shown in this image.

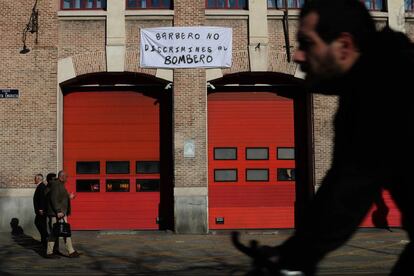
[77,244,247,276]
[10,218,44,257]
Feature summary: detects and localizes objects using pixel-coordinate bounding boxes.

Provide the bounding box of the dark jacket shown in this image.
[33,182,47,215]
[315,27,414,171]
[46,179,71,216]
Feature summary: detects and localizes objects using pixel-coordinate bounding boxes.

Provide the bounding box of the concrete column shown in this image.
[387,0,406,32]
[173,0,208,234]
[106,0,126,72]
[57,57,76,171]
[248,0,269,71]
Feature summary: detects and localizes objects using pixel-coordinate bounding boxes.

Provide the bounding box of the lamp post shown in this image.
[20,0,39,54]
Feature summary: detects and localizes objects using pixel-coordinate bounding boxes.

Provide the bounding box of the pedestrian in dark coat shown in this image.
[33,173,48,249]
[45,170,81,258]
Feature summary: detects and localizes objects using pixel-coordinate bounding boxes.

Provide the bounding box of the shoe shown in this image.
[44,253,60,259]
[68,251,82,258]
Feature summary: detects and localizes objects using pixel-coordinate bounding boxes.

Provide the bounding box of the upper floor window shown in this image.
[406,0,414,11]
[268,0,304,9]
[127,0,172,9]
[61,0,106,9]
[363,0,385,11]
[206,0,247,9]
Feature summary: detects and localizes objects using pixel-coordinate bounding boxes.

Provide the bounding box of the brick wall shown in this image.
[312,94,339,189]
[173,0,207,188]
[405,21,414,41]
[206,19,250,74]
[268,19,298,74]
[125,19,172,74]
[58,20,106,74]
[0,1,399,195]
[0,0,58,188]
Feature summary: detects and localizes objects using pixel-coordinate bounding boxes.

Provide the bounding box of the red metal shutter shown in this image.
[64,91,160,230]
[361,190,401,228]
[208,92,296,229]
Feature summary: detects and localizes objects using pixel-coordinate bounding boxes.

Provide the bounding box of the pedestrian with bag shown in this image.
[45,170,81,258]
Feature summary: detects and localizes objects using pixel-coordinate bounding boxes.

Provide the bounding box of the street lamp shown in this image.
[20,0,39,54]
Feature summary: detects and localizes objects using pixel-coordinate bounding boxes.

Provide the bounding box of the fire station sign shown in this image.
[0,89,19,99]
[140,27,232,69]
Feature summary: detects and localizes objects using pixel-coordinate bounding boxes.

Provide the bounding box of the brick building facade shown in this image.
[0,0,411,233]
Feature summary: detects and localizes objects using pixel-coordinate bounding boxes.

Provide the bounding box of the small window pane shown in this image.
[277,148,295,160]
[246,148,268,160]
[76,179,100,192]
[128,0,137,7]
[268,0,276,8]
[364,0,383,10]
[75,0,81,8]
[214,148,237,160]
[106,179,130,192]
[106,161,130,174]
[278,168,296,181]
[63,0,72,9]
[274,0,303,8]
[246,169,269,181]
[76,161,100,174]
[406,0,414,11]
[136,161,160,174]
[375,0,383,10]
[136,179,160,192]
[214,169,237,182]
[96,0,104,8]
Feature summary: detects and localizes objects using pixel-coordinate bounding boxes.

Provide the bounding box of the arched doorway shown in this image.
[207,72,314,229]
[60,73,173,230]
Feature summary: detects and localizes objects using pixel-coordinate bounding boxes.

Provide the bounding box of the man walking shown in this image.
[33,173,48,249]
[45,170,81,258]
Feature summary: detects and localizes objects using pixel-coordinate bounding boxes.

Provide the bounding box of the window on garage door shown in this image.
[106,179,130,192]
[214,169,238,182]
[277,147,295,160]
[214,147,237,160]
[246,169,269,182]
[246,147,269,160]
[277,168,296,181]
[76,179,100,192]
[75,161,101,193]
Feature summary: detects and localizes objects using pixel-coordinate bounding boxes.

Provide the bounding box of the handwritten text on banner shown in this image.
[140,27,232,68]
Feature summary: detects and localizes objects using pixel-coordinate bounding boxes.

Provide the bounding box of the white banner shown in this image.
[140,27,232,69]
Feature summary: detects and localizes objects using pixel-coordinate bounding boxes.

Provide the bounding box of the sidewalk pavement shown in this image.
[0,228,408,275]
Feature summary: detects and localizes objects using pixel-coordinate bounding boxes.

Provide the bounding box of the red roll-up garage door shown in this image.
[361,190,401,227]
[208,92,296,229]
[64,91,160,230]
